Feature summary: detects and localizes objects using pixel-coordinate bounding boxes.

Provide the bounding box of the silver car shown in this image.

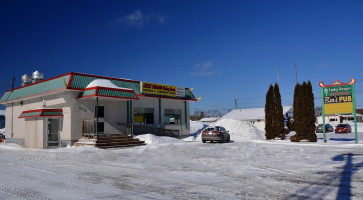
[201,126,230,143]
[315,124,334,133]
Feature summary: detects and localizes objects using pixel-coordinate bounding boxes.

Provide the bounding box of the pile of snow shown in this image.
[192,118,265,142]
[135,134,184,145]
[183,121,209,141]
[214,118,265,141]
[0,128,4,135]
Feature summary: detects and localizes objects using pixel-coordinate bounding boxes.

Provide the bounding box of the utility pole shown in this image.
[235,98,237,109]
[11,76,15,90]
[295,64,298,84]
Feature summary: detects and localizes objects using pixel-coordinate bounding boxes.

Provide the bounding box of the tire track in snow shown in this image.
[0,183,53,200]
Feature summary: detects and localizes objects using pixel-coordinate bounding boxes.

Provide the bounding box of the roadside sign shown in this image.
[319,79,358,143]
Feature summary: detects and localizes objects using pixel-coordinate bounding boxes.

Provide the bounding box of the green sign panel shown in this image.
[319,79,358,144]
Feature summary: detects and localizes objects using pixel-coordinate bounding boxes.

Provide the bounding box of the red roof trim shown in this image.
[19,114,64,118]
[21,108,63,114]
[70,72,140,84]
[137,94,197,101]
[79,86,139,100]
[85,86,134,93]
[67,73,74,88]
[185,88,197,100]
[79,94,139,100]
[5,72,72,92]
[319,78,356,87]
[19,108,63,118]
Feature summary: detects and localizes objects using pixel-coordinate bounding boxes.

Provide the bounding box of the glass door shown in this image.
[47,119,60,148]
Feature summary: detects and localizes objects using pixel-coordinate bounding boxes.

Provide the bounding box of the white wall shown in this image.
[317,116,340,124]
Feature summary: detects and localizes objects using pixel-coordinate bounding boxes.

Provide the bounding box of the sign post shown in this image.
[319,79,358,143]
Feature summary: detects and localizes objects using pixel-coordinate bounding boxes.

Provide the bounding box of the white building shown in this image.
[219,106,293,131]
[198,117,219,123]
[317,114,363,124]
[0,72,197,148]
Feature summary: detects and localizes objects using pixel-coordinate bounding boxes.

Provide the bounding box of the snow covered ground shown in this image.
[1,120,363,199]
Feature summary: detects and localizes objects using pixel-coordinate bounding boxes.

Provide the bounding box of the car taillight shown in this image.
[202,130,206,134]
[213,131,221,134]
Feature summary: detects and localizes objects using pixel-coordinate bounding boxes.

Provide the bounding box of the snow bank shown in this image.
[213,118,265,141]
[183,121,209,141]
[135,134,184,145]
[0,128,4,135]
[191,118,266,142]
[0,143,26,151]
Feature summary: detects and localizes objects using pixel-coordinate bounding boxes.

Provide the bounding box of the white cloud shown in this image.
[190,61,219,76]
[115,10,167,27]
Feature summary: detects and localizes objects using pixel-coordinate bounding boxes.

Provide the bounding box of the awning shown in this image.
[78,86,139,100]
[19,108,63,118]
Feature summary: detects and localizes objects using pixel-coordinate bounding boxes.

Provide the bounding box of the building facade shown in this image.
[0,72,197,148]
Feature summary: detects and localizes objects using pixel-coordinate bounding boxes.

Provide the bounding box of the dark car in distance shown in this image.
[315,124,334,133]
[201,126,230,143]
[335,124,352,133]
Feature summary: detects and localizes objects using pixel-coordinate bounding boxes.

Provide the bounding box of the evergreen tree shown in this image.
[265,85,274,140]
[274,83,285,139]
[291,83,302,142]
[306,81,317,142]
[300,82,308,140]
[290,81,317,142]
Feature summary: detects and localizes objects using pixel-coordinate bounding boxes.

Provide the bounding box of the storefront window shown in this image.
[134,108,154,124]
[164,109,181,124]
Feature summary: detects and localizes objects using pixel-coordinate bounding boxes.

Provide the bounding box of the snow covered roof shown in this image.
[86,79,133,90]
[199,117,219,122]
[220,106,293,121]
[0,72,197,103]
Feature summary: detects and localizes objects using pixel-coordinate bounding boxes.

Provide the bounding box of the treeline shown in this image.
[265,81,317,142]
[190,109,226,121]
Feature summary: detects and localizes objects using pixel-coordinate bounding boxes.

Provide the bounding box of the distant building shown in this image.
[317,114,363,124]
[198,117,219,123]
[219,106,293,131]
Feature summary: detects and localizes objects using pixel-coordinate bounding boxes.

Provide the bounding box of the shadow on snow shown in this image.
[283,153,363,200]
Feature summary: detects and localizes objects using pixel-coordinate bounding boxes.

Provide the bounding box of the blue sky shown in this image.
[1,0,363,113]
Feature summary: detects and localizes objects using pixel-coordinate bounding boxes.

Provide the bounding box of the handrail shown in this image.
[116,123,180,138]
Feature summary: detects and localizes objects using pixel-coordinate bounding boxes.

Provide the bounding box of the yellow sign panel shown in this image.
[141,82,177,96]
[324,102,353,114]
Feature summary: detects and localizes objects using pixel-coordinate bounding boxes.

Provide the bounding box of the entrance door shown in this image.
[47,119,60,148]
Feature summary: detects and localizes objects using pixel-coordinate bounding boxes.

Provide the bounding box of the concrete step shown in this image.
[97,143,146,149]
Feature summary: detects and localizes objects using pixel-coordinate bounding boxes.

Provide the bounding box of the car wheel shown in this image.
[226,136,230,143]
[202,139,206,143]
[220,135,224,143]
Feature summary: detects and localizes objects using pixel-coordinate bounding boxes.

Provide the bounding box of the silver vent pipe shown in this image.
[21,74,31,86]
[32,70,44,83]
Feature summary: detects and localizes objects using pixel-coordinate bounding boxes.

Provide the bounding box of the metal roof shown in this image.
[19,108,63,118]
[78,86,139,100]
[0,72,197,103]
